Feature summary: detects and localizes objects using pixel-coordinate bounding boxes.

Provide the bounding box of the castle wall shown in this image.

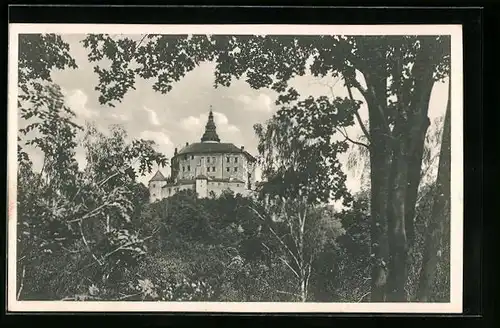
[149,180,167,203]
[206,180,247,197]
[175,152,250,182]
[221,153,246,182]
[161,183,195,199]
[154,180,249,201]
[195,178,208,198]
[152,146,257,203]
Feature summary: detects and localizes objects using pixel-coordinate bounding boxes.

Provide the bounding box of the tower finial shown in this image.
[201,107,220,143]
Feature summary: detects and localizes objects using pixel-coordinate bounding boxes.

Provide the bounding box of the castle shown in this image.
[148,110,257,203]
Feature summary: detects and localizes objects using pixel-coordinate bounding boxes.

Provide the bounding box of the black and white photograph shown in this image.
[7,24,463,313]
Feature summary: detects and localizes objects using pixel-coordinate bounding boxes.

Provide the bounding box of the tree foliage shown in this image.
[253,91,356,205]
[17,121,167,300]
[16,35,168,299]
[15,33,452,303]
[81,33,451,301]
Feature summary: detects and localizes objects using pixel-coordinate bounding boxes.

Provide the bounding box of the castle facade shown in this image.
[148,110,257,203]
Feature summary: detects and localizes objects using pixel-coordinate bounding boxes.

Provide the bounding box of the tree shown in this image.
[251,198,345,302]
[81,34,451,301]
[16,34,168,298]
[416,80,451,301]
[17,120,167,300]
[18,34,78,162]
[246,110,348,302]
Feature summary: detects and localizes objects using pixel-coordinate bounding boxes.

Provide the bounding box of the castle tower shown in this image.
[195,174,208,198]
[200,108,220,143]
[150,106,257,203]
[148,170,166,203]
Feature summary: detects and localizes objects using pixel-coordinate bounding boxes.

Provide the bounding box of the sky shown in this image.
[22,33,449,196]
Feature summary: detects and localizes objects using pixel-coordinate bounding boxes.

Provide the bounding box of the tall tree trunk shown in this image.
[403,37,436,255]
[386,133,410,302]
[367,82,391,302]
[385,38,437,301]
[300,277,307,302]
[365,37,443,301]
[416,80,451,302]
[404,89,433,250]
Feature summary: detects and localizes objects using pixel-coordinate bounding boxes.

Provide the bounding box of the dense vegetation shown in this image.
[15,33,451,302]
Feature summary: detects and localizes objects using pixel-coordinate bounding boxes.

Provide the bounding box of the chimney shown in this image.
[174,148,178,155]
[241,146,245,151]
[186,142,189,146]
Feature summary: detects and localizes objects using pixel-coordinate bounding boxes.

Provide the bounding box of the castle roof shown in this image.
[173,109,256,162]
[149,170,165,182]
[176,142,251,157]
[200,110,220,142]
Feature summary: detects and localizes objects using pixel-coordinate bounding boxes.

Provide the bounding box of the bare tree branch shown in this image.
[79,221,103,266]
[357,291,371,303]
[247,205,302,270]
[350,72,392,137]
[336,127,370,149]
[97,171,121,188]
[136,34,149,49]
[279,257,300,279]
[17,265,25,300]
[346,84,371,144]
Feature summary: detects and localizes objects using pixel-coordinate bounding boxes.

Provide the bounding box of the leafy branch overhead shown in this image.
[82,35,449,113]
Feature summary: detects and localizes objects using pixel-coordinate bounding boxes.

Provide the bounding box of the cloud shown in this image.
[233,93,274,113]
[64,89,99,119]
[142,106,161,126]
[139,130,173,148]
[180,111,240,137]
[180,116,202,131]
[110,112,130,121]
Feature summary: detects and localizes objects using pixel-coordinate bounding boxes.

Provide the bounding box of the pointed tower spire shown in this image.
[200,107,220,143]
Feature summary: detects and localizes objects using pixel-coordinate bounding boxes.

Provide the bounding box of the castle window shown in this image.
[187,165,191,171]
[191,155,194,159]
[182,166,185,171]
[234,167,238,172]
[212,167,216,172]
[234,157,238,163]
[212,157,216,162]
[226,157,230,163]
[226,167,230,172]
[184,155,188,160]
[207,157,210,163]
[236,184,239,187]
